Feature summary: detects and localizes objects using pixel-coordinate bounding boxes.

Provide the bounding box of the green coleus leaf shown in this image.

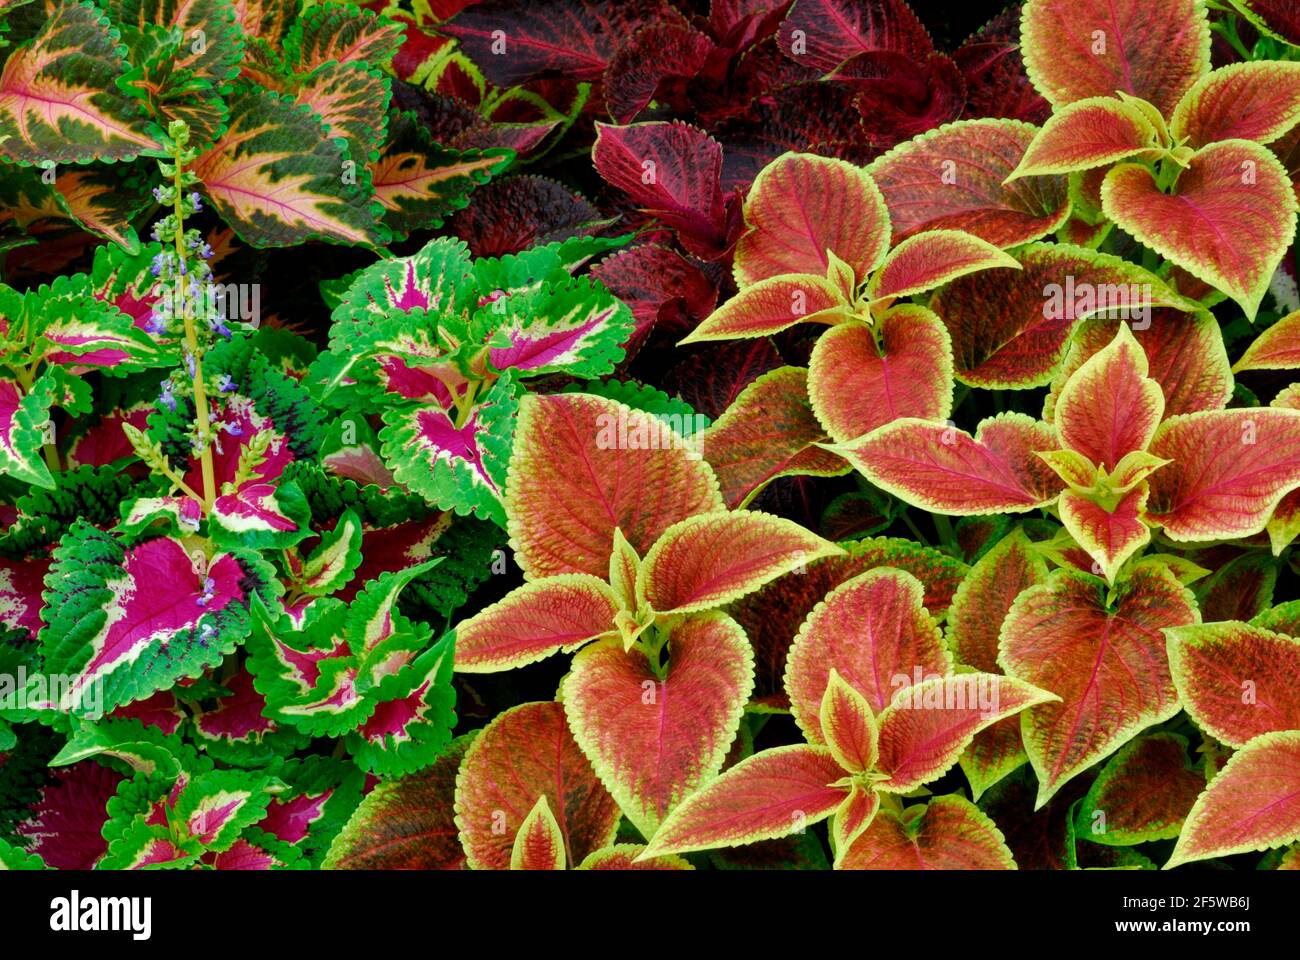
[190,82,386,248]
[37,522,280,717]
[209,480,310,551]
[0,373,56,488]
[0,836,47,869]
[296,508,364,597]
[0,0,160,165]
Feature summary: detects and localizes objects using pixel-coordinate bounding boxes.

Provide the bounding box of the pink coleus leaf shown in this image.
[210,481,310,550]
[453,574,620,673]
[1054,324,1165,470]
[867,229,1020,301]
[636,510,842,615]
[1234,309,1300,372]
[874,674,1058,793]
[592,121,729,257]
[1076,733,1204,845]
[820,668,880,774]
[785,568,951,732]
[1145,408,1300,541]
[733,152,890,287]
[561,613,753,837]
[839,794,1016,869]
[1166,621,1300,749]
[454,701,621,871]
[831,783,881,865]
[639,745,848,859]
[574,844,693,870]
[1008,97,1159,179]
[867,118,1070,247]
[1043,311,1233,421]
[1170,61,1300,149]
[701,366,849,509]
[1020,0,1210,117]
[1165,730,1300,868]
[678,273,851,343]
[776,0,933,74]
[999,560,1199,807]
[510,797,566,870]
[16,762,122,869]
[932,242,1191,389]
[193,668,277,746]
[808,305,954,445]
[832,413,1065,515]
[0,555,51,637]
[1057,486,1152,584]
[1101,141,1298,320]
[506,392,724,579]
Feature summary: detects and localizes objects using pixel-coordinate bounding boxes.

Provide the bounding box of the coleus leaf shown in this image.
[635,511,842,616]
[505,392,723,579]
[1193,551,1278,622]
[1020,0,1210,117]
[454,701,621,870]
[831,413,1064,514]
[453,574,620,673]
[191,83,385,247]
[0,375,56,488]
[561,613,754,837]
[324,735,472,869]
[1145,408,1300,541]
[39,523,276,717]
[839,794,1016,870]
[15,761,122,869]
[575,844,693,870]
[785,568,951,733]
[297,509,364,597]
[776,0,933,73]
[808,305,955,444]
[1165,730,1300,869]
[999,561,1199,807]
[1101,141,1298,320]
[1170,61,1300,149]
[282,61,391,165]
[1234,309,1300,372]
[677,273,850,342]
[1008,97,1159,178]
[932,242,1192,389]
[820,669,880,775]
[510,796,566,870]
[867,119,1070,247]
[0,0,159,164]
[1076,733,1203,845]
[639,745,848,859]
[604,20,716,125]
[378,370,518,527]
[1166,621,1300,749]
[733,151,890,287]
[873,673,1058,793]
[209,480,310,551]
[108,0,243,90]
[1057,486,1152,586]
[286,2,403,71]
[701,366,848,509]
[866,229,1020,301]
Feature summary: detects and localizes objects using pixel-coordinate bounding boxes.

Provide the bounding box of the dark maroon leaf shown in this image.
[589,243,718,355]
[663,338,784,419]
[777,0,933,73]
[450,175,607,258]
[845,51,966,148]
[953,5,1051,123]
[605,23,718,124]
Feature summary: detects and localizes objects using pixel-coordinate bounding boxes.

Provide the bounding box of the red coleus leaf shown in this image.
[1166,730,1300,868]
[846,51,967,149]
[510,797,566,870]
[1054,324,1165,470]
[506,392,723,579]
[702,366,849,509]
[776,0,932,73]
[1167,621,1300,749]
[868,229,1020,301]
[867,119,1070,247]
[1145,408,1300,541]
[832,413,1064,515]
[0,555,50,637]
[437,0,668,86]
[1076,733,1204,845]
[575,844,693,870]
[953,5,1050,123]
[604,21,717,124]
[449,176,606,259]
[1009,97,1159,179]
[999,561,1199,807]
[679,273,850,343]
[453,575,619,673]
[874,674,1058,793]
[593,121,730,257]
[1044,311,1232,421]
[637,511,841,615]
[16,762,122,869]
[785,568,950,732]
[589,243,718,356]
[1101,141,1298,320]
[1235,309,1300,372]
[1170,61,1300,149]
[639,744,848,859]
[733,151,890,287]
[1057,486,1153,585]
[663,339,786,420]
[820,669,880,774]
[324,737,471,869]
[932,242,1190,389]
[1020,0,1210,117]
[839,794,1016,869]
[454,701,621,870]
[561,614,753,837]
[807,307,954,445]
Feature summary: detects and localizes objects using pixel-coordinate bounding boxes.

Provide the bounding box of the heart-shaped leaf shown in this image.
[1009,97,1159,179]
[1076,733,1203,846]
[839,794,1016,869]
[1170,61,1300,149]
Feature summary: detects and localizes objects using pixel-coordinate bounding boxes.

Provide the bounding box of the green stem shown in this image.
[932,514,955,551]
[901,512,931,546]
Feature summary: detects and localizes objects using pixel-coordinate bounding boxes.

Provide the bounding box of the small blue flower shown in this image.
[217,373,235,393]
[184,350,196,377]
[210,317,232,338]
[189,192,203,213]
[159,382,177,412]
